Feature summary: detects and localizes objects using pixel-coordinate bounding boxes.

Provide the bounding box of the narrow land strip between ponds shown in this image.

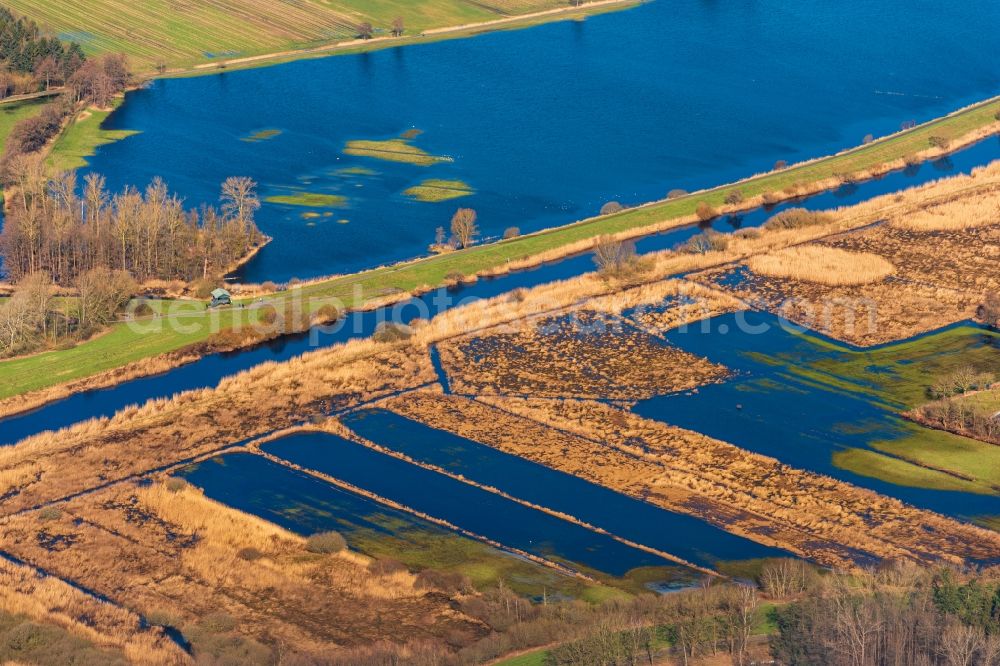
[314,418,721,578]
[250,447,596,584]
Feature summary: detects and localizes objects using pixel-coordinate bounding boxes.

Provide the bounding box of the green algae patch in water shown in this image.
[789,325,1000,410]
[349,522,603,599]
[265,192,348,207]
[833,447,994,495]
[335,166,378,176]
[975,516,1000,533]
[867,421,1000,491]
[240,128,282,142]
[404,178,474,202]
[344,136,452,167]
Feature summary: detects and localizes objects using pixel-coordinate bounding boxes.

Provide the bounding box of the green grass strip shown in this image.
[264,192,348,207]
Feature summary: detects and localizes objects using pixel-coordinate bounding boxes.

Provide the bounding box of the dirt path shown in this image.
[0,88,63,106]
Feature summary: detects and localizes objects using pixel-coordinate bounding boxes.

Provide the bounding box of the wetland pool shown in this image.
[635,310,1000,520]
[341,408,790,567]
[180,447,705,591]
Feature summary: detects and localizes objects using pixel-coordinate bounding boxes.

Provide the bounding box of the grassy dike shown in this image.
[1,95,999,402]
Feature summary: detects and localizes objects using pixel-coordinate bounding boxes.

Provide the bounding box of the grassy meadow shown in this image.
[0,98,48,154]
[4,0,605,71]
[46,102,139,171]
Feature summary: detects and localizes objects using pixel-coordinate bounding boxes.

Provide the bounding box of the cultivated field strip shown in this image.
[8,0,573,68]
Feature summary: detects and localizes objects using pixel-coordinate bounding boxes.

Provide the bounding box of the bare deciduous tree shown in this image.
[450,208,479,249]
[76,266,137,328]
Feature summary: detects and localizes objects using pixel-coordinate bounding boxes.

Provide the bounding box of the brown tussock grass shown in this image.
[0,556,188,664]
[694,160,1000,345]
[7,128,1000,420]
[892,193,1000,231]
[381,392,1000,571]
[0,338,436,515]
[435,310,728,400]
[0,480,484,658]
[746,246,896,286]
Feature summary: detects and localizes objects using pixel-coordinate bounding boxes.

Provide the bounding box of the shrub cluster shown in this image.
[762,207,834,231]
[679,229,729,254]
[305,530,348,554]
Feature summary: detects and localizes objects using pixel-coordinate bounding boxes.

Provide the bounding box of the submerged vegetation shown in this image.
[404,178,474,202]
[264,191,347,207]
[344,136,452,166]
[239,128,281,142]
[1,96,998,400]
[3,4,1000,664]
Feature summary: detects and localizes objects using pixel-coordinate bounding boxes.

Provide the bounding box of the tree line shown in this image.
[0,267,135,357]
[0,6,86,98]
[0,52,132,187]
[319,558,1000,666]
[0,169,264,285]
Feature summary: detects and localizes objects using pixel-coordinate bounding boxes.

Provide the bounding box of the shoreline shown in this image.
[152,0,642,80]
[1,96,999,416]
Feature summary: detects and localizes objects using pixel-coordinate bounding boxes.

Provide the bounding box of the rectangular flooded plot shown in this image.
[177,453,604,596]
[260,432,681,578]
[342,408,790,568]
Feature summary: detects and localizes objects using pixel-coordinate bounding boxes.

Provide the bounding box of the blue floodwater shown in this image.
[73,0,1000,282]
[179,452,455,540]
[260,431,676,576]
[341,408,790,566]
[634,310,1000,521]
[180,452,679,583]
[3,137,998,446]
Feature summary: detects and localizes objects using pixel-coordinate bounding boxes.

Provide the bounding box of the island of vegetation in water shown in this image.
[344,136,453,166]
[240,128,282,142]
[403,178,474,202]
[264,191,348,207]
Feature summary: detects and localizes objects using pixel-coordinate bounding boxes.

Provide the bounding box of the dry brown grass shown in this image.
[436,310,728,400]
[380,392,1000,571]
[746,246,896,286]
[0,480,483,660]
[0,339,436,515]
[0,556,186,664]
[892,193,1000,231]
[694,161,1000,345]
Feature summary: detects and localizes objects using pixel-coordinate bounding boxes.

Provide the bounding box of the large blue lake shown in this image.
[82,0,1000,282]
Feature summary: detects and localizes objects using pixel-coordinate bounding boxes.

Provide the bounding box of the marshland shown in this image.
[1,1,1000,664]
